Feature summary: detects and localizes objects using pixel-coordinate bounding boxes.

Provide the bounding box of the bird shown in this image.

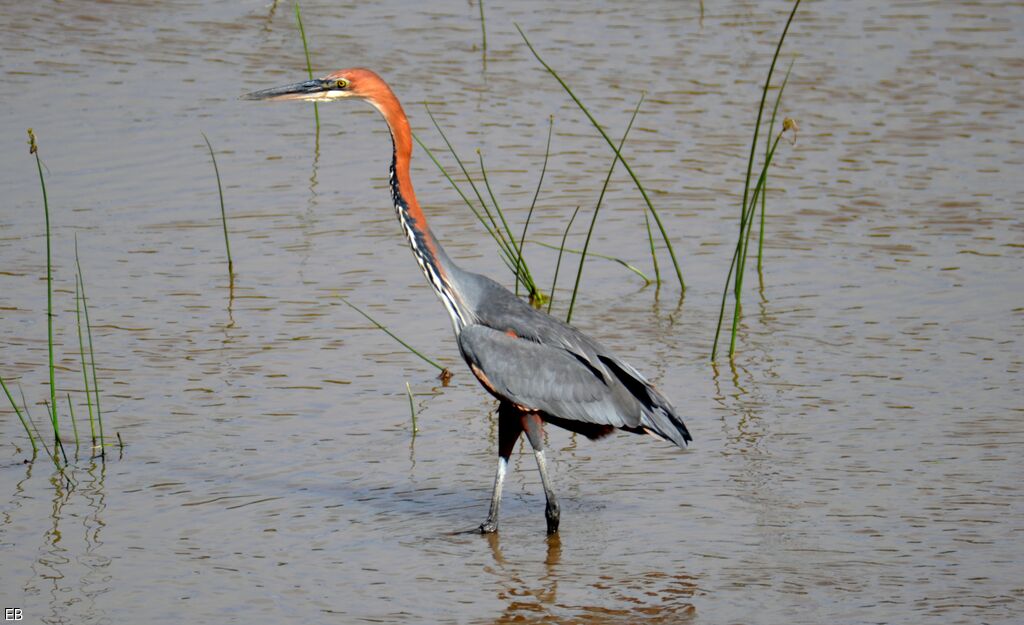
[244,69,691,534]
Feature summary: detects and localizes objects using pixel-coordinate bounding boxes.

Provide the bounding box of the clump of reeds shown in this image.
[516,25,686,293]
[711,0,801,361]
[1,130,115,466]
[412,109,548,307]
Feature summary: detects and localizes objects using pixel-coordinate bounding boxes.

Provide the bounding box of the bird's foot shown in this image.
[545,501,560,534]
[478,520,498,534]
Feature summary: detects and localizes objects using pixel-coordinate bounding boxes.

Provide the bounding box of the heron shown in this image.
[244,69,691,534]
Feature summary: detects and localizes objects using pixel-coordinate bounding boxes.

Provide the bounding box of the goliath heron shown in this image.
[244,69,691,534]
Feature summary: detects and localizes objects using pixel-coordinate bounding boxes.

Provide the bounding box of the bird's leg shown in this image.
[479,403,523,534]
[522,413,560,534]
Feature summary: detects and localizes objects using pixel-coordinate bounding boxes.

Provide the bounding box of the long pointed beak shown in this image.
[241,79,326,101]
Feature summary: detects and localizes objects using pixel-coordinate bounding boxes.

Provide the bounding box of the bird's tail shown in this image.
[599,356,692,448]
[640,402,692,449]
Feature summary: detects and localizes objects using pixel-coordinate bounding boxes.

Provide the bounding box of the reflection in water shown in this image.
[13,463,109,625]
[483,533,695,624]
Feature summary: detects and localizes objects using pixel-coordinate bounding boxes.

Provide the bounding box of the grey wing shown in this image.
[458,324,643,430]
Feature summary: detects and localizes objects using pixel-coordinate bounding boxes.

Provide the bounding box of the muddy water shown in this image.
[1,1,1022,623]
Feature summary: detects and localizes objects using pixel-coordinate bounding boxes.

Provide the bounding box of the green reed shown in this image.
[294,1,319,132]
[516,24,685,292]
[515,116,553,298]
[478,0,487,60]
[711,0,801,361]
[76,248,106,457]
[531,240,650,285]
[67,393,79,455]
[73,257,95,449]
[566,94,645,323]
[338,295,451,383]
[476,148,545,305]
[20,385,56,464]
[1,375,36,456]
[414,107,545,304]
[758,60,794,272]
[201,133,233,283]
[406,381,419,435]
[27,129,66,463]
[547,206,580,314]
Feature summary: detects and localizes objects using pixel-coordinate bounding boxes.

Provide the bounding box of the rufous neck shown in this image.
[369,90,471,330]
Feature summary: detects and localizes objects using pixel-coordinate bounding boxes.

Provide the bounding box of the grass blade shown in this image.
[711,0,801,361]
[1,374,37,456]
[531,240,650,284]
[757,60,794,272]
[67,393,79,455]
[412,132,502,243]
[406,381,419,435]
[338,296,449,379]
[547,206,581,314]
[516,25,685,292]
[566,94,644,323]
[21,385,57,465]
[77,259,105,458]
[73,251,96,448]
[478,0,487,63]
[294,1,319,132]
[516,116,553,297]
[476,149,539,300]
[422,106,515,261]
[27,129,64,462]
[201,133,233,282]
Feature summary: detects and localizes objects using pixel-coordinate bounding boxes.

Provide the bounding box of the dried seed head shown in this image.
[782,117,799,144]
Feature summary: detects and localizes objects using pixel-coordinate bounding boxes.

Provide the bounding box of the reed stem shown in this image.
[711,0,801,361]
[516,116,553,297]
[27,129,64,461]
[1,375,37,455]
[517,25,685,292]
[406,381,419,434]
[76,259,104,457]
[566,94,644,323]
[294,1,319,132]
[547,206,580,314]
[339,296,446,373]
[201,133,233,282]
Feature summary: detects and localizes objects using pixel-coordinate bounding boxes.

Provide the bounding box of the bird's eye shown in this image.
[335,79,349,89]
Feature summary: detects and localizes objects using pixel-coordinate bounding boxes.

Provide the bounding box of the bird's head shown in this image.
[242,68,394,107]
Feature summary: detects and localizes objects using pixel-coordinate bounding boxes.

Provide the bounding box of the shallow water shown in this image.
[1,1,1022,623]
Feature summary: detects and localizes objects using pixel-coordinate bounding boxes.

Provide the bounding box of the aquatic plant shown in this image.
[414,107,545,305]
[1,374,36,456]
[566,94,645,323]
[75,243,106,457]
[711,0,801,361]
[338,295,451,384]
[546,206,580,314]
[28,129,66,463]
[201,133,233,284]
[294,1,319,132]
[516,25,685,292]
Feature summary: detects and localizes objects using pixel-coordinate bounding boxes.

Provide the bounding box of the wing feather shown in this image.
[458,325,641,429]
